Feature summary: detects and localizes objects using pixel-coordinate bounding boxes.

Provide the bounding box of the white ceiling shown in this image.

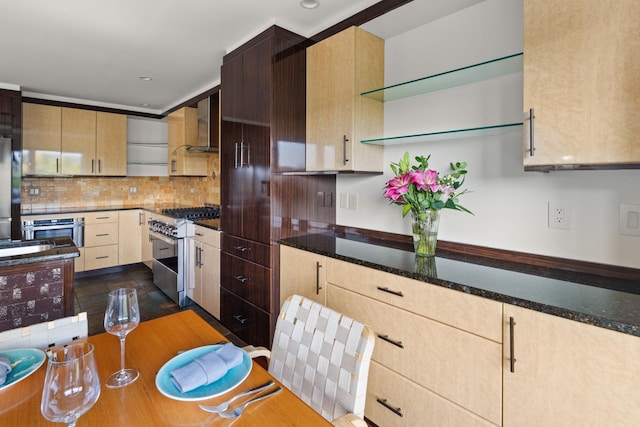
[0,0,483,115]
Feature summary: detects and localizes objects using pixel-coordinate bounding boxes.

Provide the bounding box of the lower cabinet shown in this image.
[503,304,640,426]
[279,245,326,307]
[220,288,270,348]
[118,209,143,266]
[186,225,220,319]
[83,211,119,271]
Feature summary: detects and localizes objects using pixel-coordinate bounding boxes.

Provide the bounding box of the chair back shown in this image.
[268,295,374,422]
[0,312,88,351]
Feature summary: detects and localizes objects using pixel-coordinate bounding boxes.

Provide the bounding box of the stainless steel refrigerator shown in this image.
[0,136,13,240]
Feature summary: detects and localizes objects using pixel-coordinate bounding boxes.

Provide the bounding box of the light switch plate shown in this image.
[619,204,640,236]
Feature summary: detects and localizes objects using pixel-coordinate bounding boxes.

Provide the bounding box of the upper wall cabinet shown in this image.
[22,103,127,176]
[167,107,207,176]
[523,0,640,171]
[306,26,384,173]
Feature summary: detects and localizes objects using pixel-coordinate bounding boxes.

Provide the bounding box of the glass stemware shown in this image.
[41,342,101,427]
[104,287,140,388]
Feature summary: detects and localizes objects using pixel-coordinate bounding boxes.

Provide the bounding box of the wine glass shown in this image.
[41,342,101,427]
[104,287,140,388]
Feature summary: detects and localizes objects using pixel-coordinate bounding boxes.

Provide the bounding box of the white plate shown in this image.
[155,344,252,401]
[0,348,46,391]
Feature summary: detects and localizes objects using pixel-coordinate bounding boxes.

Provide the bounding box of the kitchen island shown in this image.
[0,236,79,331]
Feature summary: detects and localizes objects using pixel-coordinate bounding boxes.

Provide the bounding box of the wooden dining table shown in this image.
[0,310,332,426]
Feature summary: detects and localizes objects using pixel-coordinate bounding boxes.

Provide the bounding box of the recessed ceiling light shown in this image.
[300,0,319,9]
[139,76,153,81]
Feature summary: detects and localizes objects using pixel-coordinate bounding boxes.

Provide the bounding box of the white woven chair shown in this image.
[0,312,88,351]
[245,295,374,427]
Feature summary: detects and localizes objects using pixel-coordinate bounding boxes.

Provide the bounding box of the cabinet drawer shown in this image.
[367,361,496,427]
[83,211,119,224]
[222,233,270,266]
[84,244,118,270]
[84,222,119,247]
[220,252,270,312]
[220,288,270,348]
[328,285,502,425]
[191,225,220,248]
[326,257,502,342]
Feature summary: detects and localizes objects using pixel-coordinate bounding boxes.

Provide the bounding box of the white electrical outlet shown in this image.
[348,193,358,210]
[548,201,570,229]
[619,204,640,236]
[339,193,348,209]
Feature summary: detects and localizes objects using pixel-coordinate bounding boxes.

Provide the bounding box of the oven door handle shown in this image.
[29,224,79,231]
[149,230,178,245]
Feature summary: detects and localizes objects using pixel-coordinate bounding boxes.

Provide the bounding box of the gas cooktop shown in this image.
[161,206,220,220]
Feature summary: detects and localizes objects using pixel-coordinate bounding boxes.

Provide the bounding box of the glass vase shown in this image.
[411,209,440,257]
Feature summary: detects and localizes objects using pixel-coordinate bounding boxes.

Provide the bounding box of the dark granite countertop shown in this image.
[0,236,80,267]
[280,232,640,337]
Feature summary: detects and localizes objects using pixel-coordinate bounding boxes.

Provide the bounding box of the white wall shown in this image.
[337,0,640,269]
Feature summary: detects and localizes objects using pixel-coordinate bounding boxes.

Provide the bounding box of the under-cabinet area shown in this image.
[279,239,640,426]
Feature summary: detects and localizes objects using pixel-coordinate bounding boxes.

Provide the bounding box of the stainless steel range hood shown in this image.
[185,95,219,153]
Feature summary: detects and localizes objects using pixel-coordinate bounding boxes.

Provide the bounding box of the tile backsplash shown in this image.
[21,156,220,210]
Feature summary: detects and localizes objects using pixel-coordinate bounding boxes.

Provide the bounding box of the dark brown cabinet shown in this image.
[0,89,21,240]
[220,26,307,347]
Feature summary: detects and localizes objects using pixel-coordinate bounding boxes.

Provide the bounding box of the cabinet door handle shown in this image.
[171,159,177,173]
[315,261,323,295]
[198,247,204,267]
[233,275,248,283]
[91,159,95,173]
[377,286,404,297]
[376,398,403,417]
[342,135,349,165]
[528,108,535,157]
[56,158,59,173]
[509,316,517,373]
[98,159,102,173]
[233,314,248,325]
[138,212,143,226]
[233,245,250,253]
[377,334,404,349]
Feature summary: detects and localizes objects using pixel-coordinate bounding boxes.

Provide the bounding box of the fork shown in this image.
[217,386,282,419]
[199,380,274,413]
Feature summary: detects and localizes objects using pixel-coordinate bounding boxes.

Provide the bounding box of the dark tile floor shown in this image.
[73,263,246,347]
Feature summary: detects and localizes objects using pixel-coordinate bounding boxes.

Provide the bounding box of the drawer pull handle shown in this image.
[195,232,204,236]
[95,256,109,260]
[158,248,169,251]
[376,398,403,417]
[233,314,248,325]
[96,216,110,220]
[377,286,404,297]
[377,334,404,349]
[233,275,249,283]
[509,316,517,373]
[96,233,110,237]
[233,245,250,252]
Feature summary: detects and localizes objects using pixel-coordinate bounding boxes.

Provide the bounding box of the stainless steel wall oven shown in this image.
[22,217,84,247]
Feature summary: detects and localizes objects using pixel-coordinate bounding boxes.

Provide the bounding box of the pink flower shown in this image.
[384,173,411,201]
[410,169,440,192]
[439,185,455,202]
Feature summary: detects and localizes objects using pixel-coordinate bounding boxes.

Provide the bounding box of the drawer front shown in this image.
[220,288,271,348]
[84,211,119,224]
[220,252,270,312]
[84,244,119,270]
[192,226,220,248]
[326,257,502,342]
[328,285,502,425]
[367,361,497,427]
[85,222,119,247]
[221,233,270,266]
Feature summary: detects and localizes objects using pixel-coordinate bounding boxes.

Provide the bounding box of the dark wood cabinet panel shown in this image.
[220,287,271,348]
[220,252,271,312]
[0,89,22,240]
[221,233,271,266]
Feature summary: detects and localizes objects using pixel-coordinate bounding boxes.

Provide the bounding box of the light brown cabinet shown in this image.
[22,103,62,175]
[279,245,326,307]
[118,210,143,266]
[168,107,207,176]
[503,304,640,426]
[141,211,153,268]
[22,103,127,176]
[83,211,119,271]
[523,0,640,169]
[306,26,384,172]
[187,224,220,318]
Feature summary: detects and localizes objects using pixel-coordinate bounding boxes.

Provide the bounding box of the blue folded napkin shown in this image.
[0,355,11,386]
[170,343,243,393]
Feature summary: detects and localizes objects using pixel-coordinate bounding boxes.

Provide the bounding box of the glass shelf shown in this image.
[360,122,523,146]
[361,52,523,102]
